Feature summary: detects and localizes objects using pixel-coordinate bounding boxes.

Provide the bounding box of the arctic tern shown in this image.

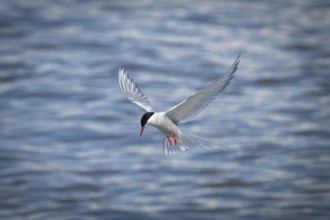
[118,54,240,156]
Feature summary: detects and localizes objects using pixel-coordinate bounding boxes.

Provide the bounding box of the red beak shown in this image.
[140,127,145,136]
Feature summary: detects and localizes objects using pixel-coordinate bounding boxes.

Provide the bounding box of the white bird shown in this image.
[118,54,240,156]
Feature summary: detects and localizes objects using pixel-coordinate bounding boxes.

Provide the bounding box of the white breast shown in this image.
[147,112,180,137]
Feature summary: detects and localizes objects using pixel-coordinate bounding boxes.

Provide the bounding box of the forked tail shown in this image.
[162,132,223,157]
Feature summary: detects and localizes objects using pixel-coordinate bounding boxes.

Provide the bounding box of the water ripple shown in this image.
[1,0,329,220]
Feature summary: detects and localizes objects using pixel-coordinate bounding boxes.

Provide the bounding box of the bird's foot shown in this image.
[173,133,177,145]
[167,136,173,145]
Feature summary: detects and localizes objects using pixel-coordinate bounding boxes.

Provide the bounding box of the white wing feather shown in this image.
[118,67,154,112]
[166,53,240,124]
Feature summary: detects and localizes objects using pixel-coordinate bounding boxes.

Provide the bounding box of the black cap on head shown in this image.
[140,112,154,127]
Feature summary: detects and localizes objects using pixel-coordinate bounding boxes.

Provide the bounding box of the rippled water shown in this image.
[1,0,329,219]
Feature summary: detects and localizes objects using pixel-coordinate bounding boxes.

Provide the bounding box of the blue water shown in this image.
[1,0,329,219]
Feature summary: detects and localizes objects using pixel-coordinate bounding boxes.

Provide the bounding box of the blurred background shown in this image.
[0,0,329,219]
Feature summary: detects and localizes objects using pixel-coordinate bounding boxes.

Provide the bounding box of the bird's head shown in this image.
[140,112,154,136]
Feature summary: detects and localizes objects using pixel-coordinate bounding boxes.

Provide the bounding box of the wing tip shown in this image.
[119,66,127,74]
[237,51,242,59]
[234,52,241,67]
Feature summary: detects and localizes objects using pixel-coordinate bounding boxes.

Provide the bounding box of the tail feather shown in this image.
[180,132,224,151]
[162,132,223,156]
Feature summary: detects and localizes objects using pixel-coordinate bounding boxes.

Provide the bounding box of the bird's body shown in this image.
[147,112,180,138]
[118,53,240,155]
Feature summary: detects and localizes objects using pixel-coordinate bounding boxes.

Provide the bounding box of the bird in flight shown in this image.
[118,54,240,156]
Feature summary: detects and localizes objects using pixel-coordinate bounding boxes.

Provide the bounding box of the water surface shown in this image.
[0,0,329,219]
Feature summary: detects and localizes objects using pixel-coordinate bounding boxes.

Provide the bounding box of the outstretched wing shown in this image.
[166,53,240,124]
[118,67,155,112]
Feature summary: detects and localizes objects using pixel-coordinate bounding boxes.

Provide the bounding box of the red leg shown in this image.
[173,133,177,145]
[167,136,173,145]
